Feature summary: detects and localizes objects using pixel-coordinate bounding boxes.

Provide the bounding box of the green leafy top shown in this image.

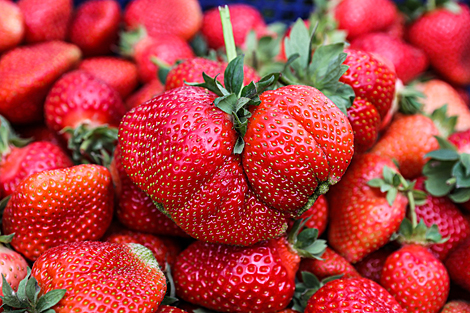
[119,25,147,57]
[0,115,31,157]
[398,0,461,21]
[277,19,354,115]
[287,219,327,259]
[292,272,342,312]
[1,268,66,313]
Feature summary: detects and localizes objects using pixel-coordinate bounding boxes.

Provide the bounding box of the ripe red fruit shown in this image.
[18,0,72,43]
[287,194,328,236]
[123,0,202,40]
[305,277,404,312]
[156,306,189,313]
[0,41,82,124]
[0,0,24,53]
[441,301,470,313]
[381,244,450,313]
[125,79,165,110]
[2,164,114,261]
[69,0,121,57]
[445,238,470,292]
[354,246,395,283]
[407,3,470,85]
[31,241,167,312]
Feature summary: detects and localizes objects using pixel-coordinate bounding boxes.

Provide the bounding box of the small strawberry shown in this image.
[441,301,470,313]
[354,246,395,283]
[333,0,398,40]
[0,41,82,124]
[445,238,470,292]
[173,220,326,312]
[69,0,121,57]
[0,0,24,53]
[407,3,470,85]
[287,194,328,236]
[350,32,429,84]
[123,0,202,40]
[2,164,114,261]
[305,277,404,312]
[164,57,261,91]
[78,56,139,99]
[381,244,450,313]
[125,79,165,110]
[18,0,72,43]
[201,4,271,50]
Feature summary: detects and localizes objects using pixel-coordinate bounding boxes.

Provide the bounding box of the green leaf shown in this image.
[213,94,238,115]
[423,160,456,196]
[301,271,321,289]
[240,82,257,98]
[461,153,470,176]
[386,188,398,206]
[1,274,22,309]
[443,1,462,13]
[424,149,460,161]
[383,165,395,183]
[35,289,66,312]
[15,268,31,305]
[367,178,384,188]
[399,218,413,238]
[233,137,245,155]
[224,54,245,96]
[284,18,311,75]
[426,224,446,243]
[324,83,355,115]
[187,72,228,96]
[297,228,319,249]
[256,73,280,94]
[435,136,458,151]
[453,161,470,188]
[449,188,470,203]
[0,232,14,244]
[25,276,40,306]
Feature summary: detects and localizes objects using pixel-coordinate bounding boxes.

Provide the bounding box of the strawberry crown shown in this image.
[288,218,327,259]
[399,0,462,20]
[0,115,31,157]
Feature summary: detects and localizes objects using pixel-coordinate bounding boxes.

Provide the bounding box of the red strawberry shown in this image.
[351,32,429,84]
[381,244,450,313]
[125,79,165,110]
[347,97,381,153]
[2,164,114,261]
[26,241,167,312]
[18,0,72,44]
[327,153,408,263]
[445,238,470,292]
[305,277,404,312]
[164,57,261,91]
[69,0,121,57]
[173,222,325,312]
[156,306,189,313]
[0,41,81,124]
[354,246,395,283]
[287,194,328,236]
[441,301,470,313]
[0,0,24,53]
[298,247,360,281]
[333,0,398,40]
[201,4,271,50]
[110,143,189,237]
[414,176,470,260]
[407,3,470,85]
[123,0,202,41]
[384,12,406,39]
[370,113,440,179]
[78,56,139,99]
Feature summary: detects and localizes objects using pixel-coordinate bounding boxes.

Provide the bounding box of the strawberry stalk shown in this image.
[219,6,237,64]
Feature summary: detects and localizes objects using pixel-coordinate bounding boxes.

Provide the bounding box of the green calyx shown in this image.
[287,219,327,259]
[0,115,31,157]
[61,124,118,167]
[1,267,66,313]
[391,218,448,246]
[278,18,354,116]
[398,0,461,21]
[428,105,457,139]
[119,25,147,57]
[397,83,425,115]
[423,136,470,203]
[292,272,343,312]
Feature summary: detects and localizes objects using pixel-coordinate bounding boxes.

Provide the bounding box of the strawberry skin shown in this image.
[125,79,165,110]
[173,237,300,313]
[381,244,450,313]
[31,241,167,313]
[0,0,24,53]
[354,246,395,283]
[0,141,73,196]
[305,277,404,312]
[69,0,121,57]
[157,306,189,313]
[441,301,470,313]
[407,4,470,85]
[327,153,407,263]
[287,194,328,236]
[0,245,28,307]
[2,164,114,261]
[445,238,470,292]
[347,97,381,153]
[0,41,82,124]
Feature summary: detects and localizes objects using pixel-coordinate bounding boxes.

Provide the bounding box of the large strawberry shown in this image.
[2,241,167,313]
[2,164,114,261]
[445,238,470,292]
[173,220,326,313]
[407,2,470,85]
[0,0,24,53]
[0,41,82,124]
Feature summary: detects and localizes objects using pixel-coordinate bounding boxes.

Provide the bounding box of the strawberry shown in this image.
[333,0,398,40]
[172,220,326,312]
[15,123,62,147]
[354,246,395,283]
[298,247,360,281]
[305,277,404,312]
[350,32,429,84]
[384,12,406,39]
[123,0,202,41]
[287,194,328,236]
[441,301,470,313]
[78,56,139,99]
[445,238,470,292]
[69,0,121,57]
[201,4,271,50]
[44,69,126,165]
[157,306,189,313]
[370,113,440,179]
[2,164,114,261]
[347,97,381,153]
[120,27,195,83]
[110,143,189,237]
[0,41,81,124]
[381,244,450,313]
[407,3,470,85]
[18,0,72,44]
[0,0,24,53]
[0,115,73,196]
[23,241,165,312]
[327,154,408,263]
[125,79,165,110]
[104,229,181,270]
[164,57,261,91]
[416,79,470,132]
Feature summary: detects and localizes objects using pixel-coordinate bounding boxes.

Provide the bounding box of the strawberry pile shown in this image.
[0,0,470,312]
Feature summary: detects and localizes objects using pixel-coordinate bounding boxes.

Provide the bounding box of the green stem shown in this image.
[407,190,418,229]
[427,0,436,11]
[219,6,237,63]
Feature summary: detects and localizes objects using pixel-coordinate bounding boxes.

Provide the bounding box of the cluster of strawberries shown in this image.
[0,0,470,312]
